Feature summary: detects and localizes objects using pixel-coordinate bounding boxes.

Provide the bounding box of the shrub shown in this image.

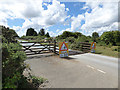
[70,42,82,51]
[111,46,119,52]
[100,31,120,46]
[31,76,46,87]
[76,36,88,42]
[66,37,76,43]
[2,43,26,88]
[1,26,19,43]
[108,43,112,48]
[118,47,120,52]
[2,25,45,89]
[97,41,106,46]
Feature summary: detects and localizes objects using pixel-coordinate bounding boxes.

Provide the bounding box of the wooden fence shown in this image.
[80,42,91,53]
[20,40,91,55]
[20,40,58,55]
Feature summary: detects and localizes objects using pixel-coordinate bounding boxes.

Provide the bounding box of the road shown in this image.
[25,53,118,88]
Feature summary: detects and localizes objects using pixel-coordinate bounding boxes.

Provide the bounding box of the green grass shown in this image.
[95,45,118,58]
[0,81,1,90]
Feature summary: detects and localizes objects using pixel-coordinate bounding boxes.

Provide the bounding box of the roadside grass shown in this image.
[95,45,118,58]
[0,82,1,90]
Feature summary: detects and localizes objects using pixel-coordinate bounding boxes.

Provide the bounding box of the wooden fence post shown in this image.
[54,40,56,54]
[48,40,50,52]
[81,44,83,51]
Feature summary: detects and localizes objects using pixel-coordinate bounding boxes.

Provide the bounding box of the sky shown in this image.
[0,0,119,37]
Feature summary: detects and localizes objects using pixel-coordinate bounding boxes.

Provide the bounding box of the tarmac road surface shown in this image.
[25,53,118,88]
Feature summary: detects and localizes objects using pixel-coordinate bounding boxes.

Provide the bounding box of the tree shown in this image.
[1,26,19,43]
[26,28,37,36]
[100,31,120,45]
[45,32,50,37]
[67,37,75,43]
[39,28,45,36]
[61,31,74,39]
[33,31,37,36]
[100,31,114,45]
[92,32,99,41]
[113,31,120,45]
[56,31,85,39]
[74,32,82,38]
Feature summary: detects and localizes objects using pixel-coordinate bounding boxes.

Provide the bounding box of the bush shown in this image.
[118,47,120,52]
[2,43,26,88]
[100,31,120,46]
[70,42,82,51]
[31,76,46,87]
[66,37,76,43]
[97,41,106,46]
[1,26,19,43]
[111,46,119,52]
[108,43,112,48]
[2,25,45,89]
[76,36,88,42]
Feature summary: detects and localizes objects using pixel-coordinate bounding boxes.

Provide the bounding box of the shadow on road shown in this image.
[26,53,55,60]
[26,50,88,60]
[62,57,76,60]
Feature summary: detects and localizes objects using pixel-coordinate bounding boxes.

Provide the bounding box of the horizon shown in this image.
[0,0,119,37]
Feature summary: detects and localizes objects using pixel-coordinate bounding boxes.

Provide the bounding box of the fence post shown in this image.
[48,40,50,52]
[81,44,83,51]
[54,40,56,54]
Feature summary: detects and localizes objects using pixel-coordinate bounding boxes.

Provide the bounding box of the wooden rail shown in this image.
[20,40,91,55]
[20,40,57,55]
[81,42,91,53]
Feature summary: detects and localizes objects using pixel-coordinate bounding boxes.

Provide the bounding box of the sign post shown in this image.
[59,42,69,58]
[90,42,96,53]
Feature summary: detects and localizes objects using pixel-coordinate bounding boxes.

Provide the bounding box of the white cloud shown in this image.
[12,26,25,36]
[81,2,118,36]
[56,29,60,32]
[48,31,56,37]
[57,29,66,35]
[0,0,119,37]
[57,28,72,36]
[81,6,89,10]
[43,2,48,6]
[71,14,84,31]
[41,0,67,26]
[66,8,69,11]
[60,1,119,36]
[0,0,68,36]
[60,14,84,33]
[58,0,119,2]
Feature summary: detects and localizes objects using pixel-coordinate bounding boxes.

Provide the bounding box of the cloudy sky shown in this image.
[0,0,119,37]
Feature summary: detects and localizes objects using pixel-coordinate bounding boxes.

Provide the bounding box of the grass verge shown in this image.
[95,45,118,58]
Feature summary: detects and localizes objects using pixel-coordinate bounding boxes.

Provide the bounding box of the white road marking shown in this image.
[87,65,95,69]
[97,69,106,74]
[86,65,106,74]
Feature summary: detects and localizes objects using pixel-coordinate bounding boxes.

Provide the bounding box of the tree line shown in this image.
[56,30,120,47]
[24,27,120,46]
[26,28,50,37]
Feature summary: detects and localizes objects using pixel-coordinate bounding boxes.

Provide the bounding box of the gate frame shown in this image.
[20,40,57,55]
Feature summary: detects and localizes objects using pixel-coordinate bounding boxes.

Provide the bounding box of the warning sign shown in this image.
[90,42,96,53]
[60,42,68,51]
[59,42,69,57]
